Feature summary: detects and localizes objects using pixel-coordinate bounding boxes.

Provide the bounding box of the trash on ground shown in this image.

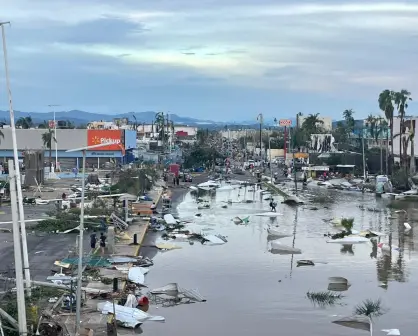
[156,243,182,250]
[233,216,250,225]
[203,234,227,245]
[254,212,283,217]
[270,241,301,254]
[149,283,206,306]
[404,222,411,235]
[382,329,400,335]
[128,267,150,285]
[163,214,177,225]
[328,277,351,291]
[267,227,291,238]
[297,260,315,267]
[98,301,165,328]
[332,315,371,332]
[378,242,401,253]
[327,237,369,244]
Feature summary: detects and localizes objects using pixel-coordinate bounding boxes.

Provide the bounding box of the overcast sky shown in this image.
[0,0,417,121]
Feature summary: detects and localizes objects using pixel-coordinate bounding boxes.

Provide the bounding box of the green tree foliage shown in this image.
[183,145,225,168]
[42,129,55,165]
[16,116,33,129]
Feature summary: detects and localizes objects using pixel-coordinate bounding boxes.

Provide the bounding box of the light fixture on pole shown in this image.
[66,141,124,335]
[48,104,60,171]
[0,21,32,294]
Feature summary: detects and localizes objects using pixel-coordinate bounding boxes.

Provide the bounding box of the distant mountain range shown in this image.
[0,110,304,129]
[0,110,221,127]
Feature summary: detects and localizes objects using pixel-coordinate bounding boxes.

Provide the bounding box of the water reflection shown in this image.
[340,244,354,255]
[146,182,418,336]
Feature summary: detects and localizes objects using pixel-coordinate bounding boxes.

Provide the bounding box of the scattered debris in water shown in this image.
[306,291,343,307]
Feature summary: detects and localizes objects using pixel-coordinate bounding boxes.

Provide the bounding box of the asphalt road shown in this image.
[0,202,91,289]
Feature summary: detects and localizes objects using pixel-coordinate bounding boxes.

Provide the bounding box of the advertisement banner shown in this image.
[87,130,124,151]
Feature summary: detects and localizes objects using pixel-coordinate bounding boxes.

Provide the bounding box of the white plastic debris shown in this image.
[124,294,138,308]
[327,237,369,244]
[270,241,301,254]
[204,234,227,245]
[128,267,147,285]
[382,329,400,335]
[98,301,164,328]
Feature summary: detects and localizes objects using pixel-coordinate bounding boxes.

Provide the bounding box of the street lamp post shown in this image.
[66,141,123,335]
[1,22,32,295]
[48,104,60,171]
[269,137,273,183]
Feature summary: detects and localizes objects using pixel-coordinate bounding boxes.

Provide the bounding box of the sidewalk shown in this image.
[59,183,165,334]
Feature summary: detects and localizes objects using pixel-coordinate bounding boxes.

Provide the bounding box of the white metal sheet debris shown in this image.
[254,212,283,217]
[267,228,291,238]
[128,267,147,285]
[327,236,370,244]
[204,234,227,245]
[163,214,177,225]
[98,301,164,328]
[270,241,301,254]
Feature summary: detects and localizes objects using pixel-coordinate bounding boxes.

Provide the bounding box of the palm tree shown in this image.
[37,120,49,129]
[302,113,324,135]
[378,90,395,168]
[42,129,54,166]
[154,112,165,141]
[16,116,33,129]
[343,109,355,133]
[394,89,412,166]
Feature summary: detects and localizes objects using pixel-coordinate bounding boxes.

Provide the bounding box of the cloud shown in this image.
[2,1,418,120]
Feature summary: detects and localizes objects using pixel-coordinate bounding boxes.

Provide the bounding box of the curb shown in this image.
[134,189,163,257]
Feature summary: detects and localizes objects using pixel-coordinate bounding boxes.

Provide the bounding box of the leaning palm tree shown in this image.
[378,90,395,168]
[42,129,54,166]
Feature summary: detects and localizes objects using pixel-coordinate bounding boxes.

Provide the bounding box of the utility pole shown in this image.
[8,160,28,335]
[291,128,297,195]
[257,113,263,158]
[48,104,60,171]
[1,22,32,294]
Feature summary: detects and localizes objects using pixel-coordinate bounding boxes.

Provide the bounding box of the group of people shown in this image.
[90,230,107,255]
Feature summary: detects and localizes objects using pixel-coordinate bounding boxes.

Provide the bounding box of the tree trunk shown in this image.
[390,117,394,170]
[49,145,52,167]
[399,117,404,167]
[410,139,415,176]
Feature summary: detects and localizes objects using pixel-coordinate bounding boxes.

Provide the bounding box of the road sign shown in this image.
[48,120,56,128]
[279,119,292,127]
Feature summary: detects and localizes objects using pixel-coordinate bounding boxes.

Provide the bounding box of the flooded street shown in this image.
[143,184,417,335]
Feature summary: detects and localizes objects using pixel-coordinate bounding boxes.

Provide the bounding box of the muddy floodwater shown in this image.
[143,184,417,336]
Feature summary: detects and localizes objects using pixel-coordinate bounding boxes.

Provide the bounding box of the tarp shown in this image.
[61,256,111,267]
[98,301,164,328]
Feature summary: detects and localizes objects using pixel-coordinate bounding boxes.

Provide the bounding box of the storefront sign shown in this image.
[89,151,120,157]
[87,130,124,151]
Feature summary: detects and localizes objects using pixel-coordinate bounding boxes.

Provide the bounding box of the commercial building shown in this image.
[0,128,137,170]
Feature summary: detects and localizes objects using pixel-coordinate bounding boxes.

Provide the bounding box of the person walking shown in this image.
[99,232,107,255]
[90,231,97,251]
